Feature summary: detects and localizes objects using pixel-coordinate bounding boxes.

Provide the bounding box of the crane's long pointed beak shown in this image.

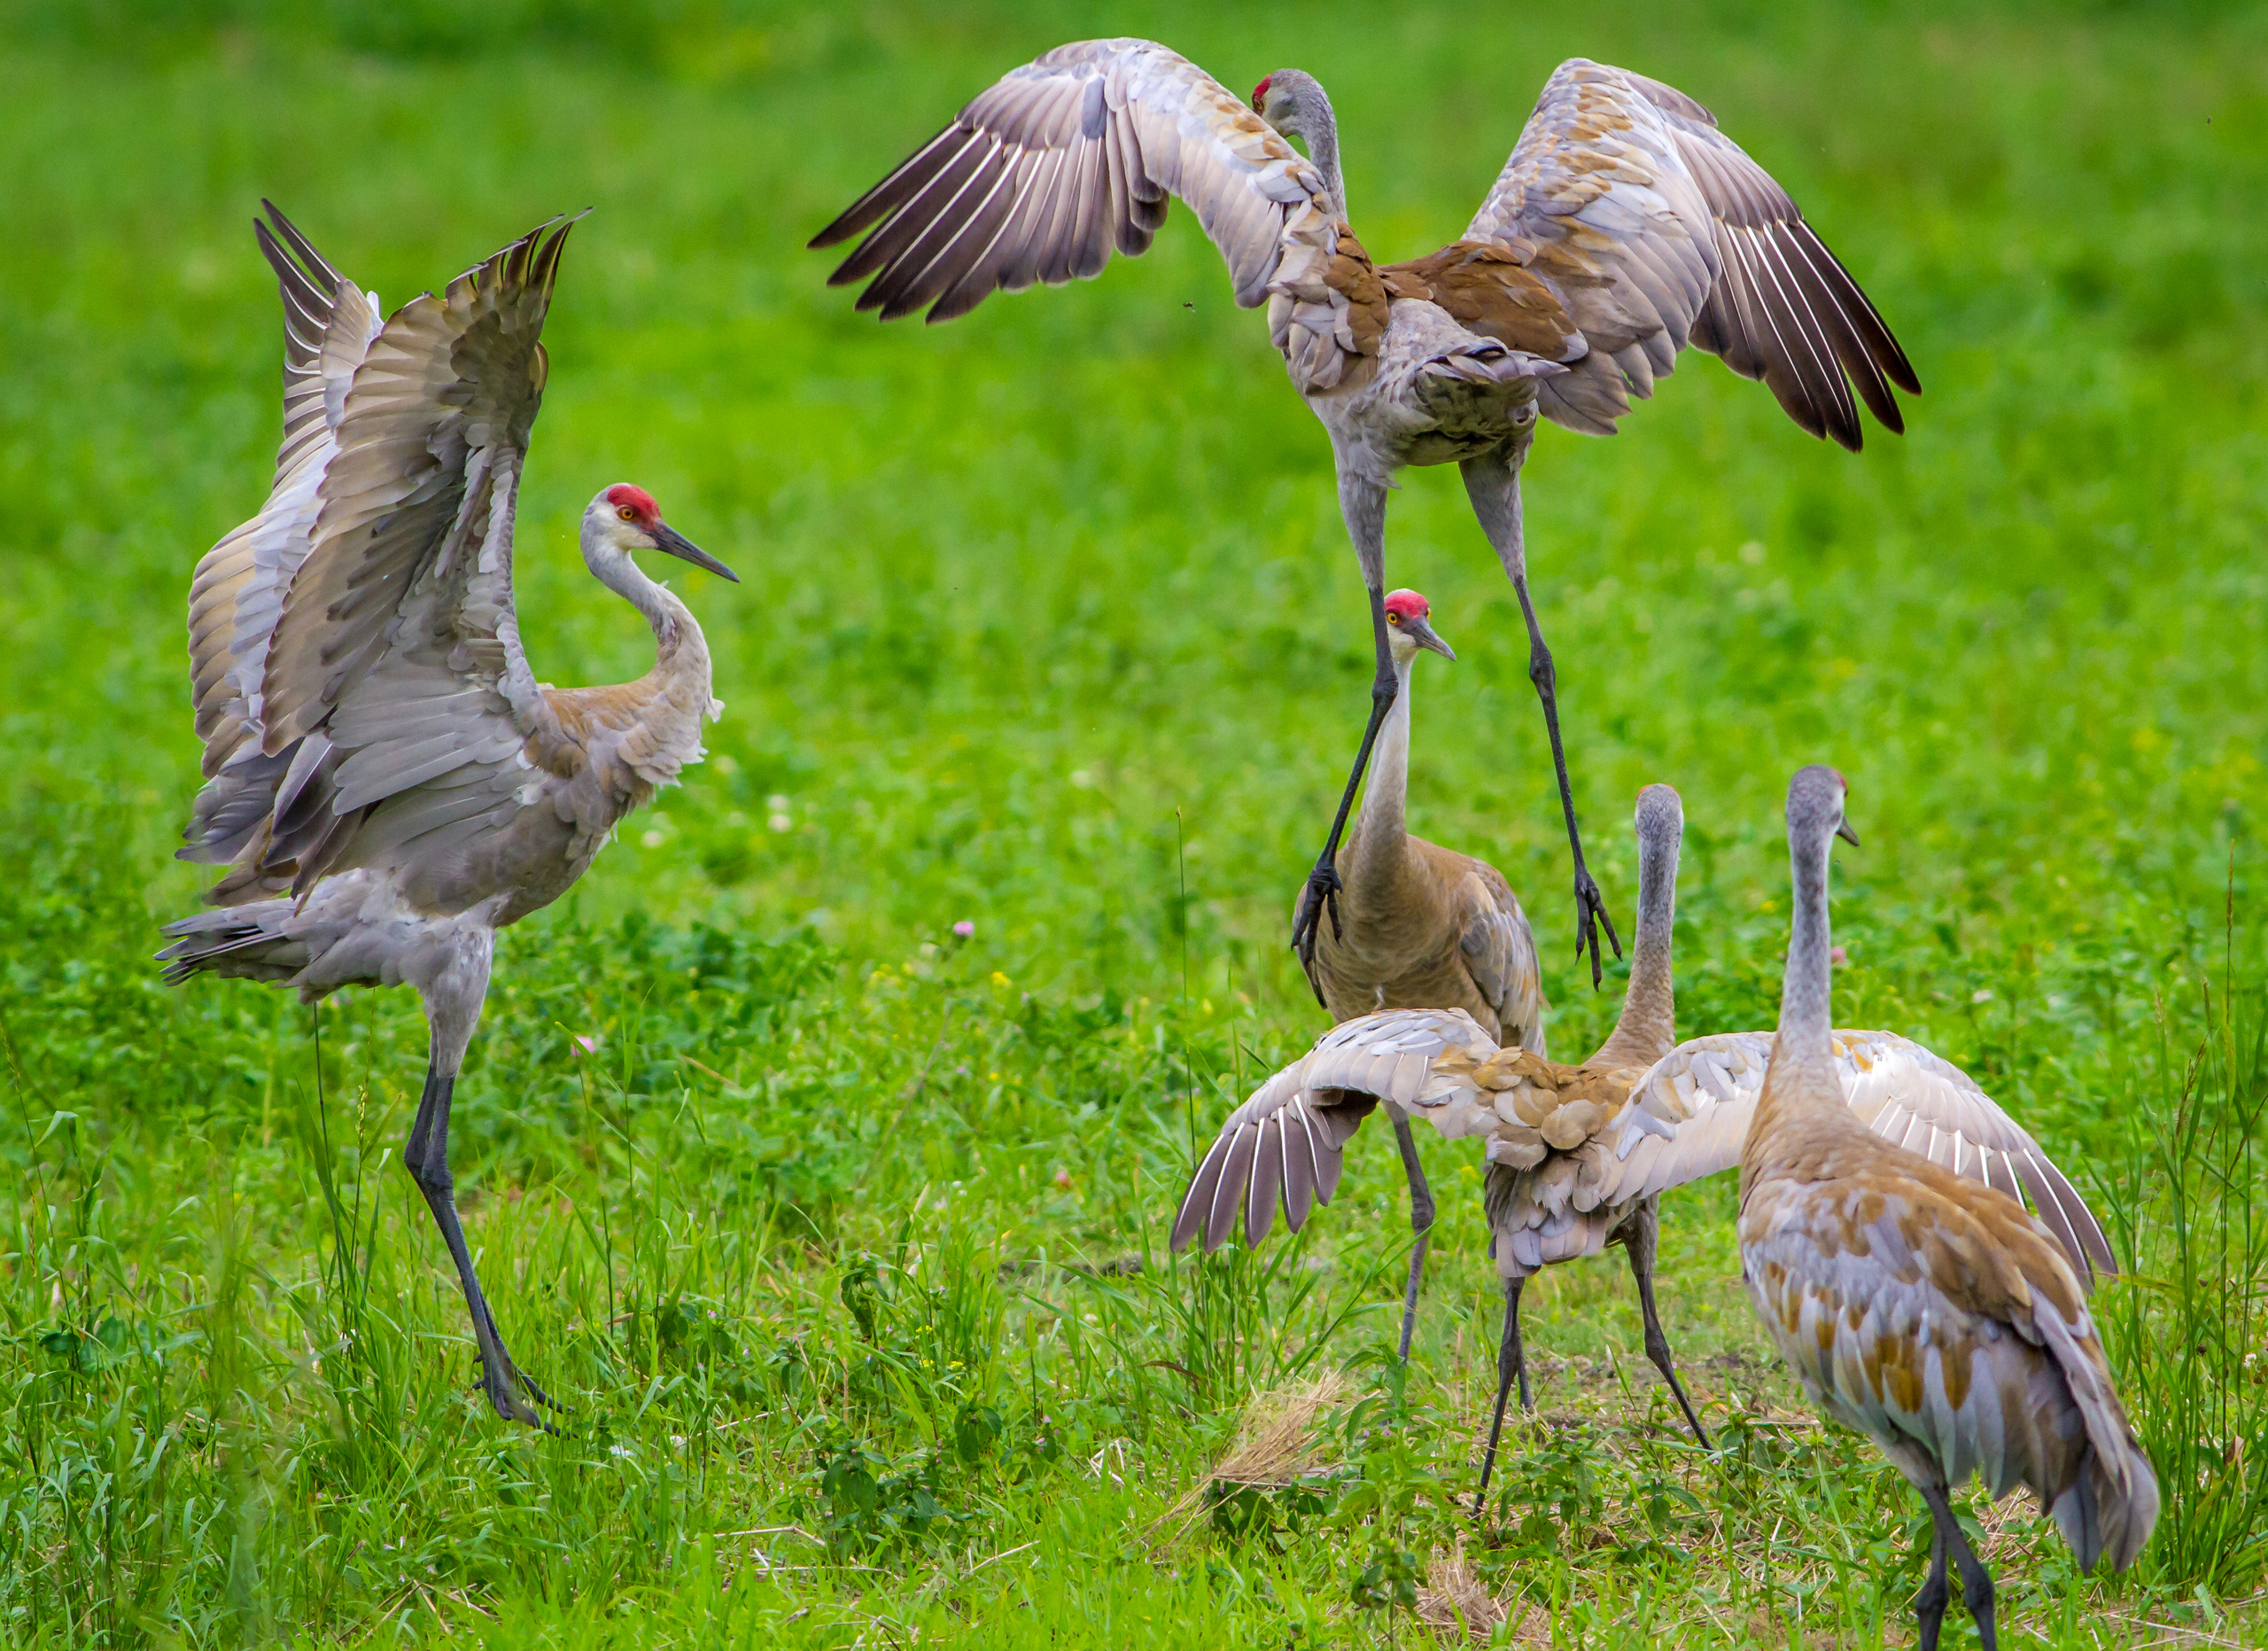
[651,522,738,583]
[1404,616,1456,661]
[1836,821,1860,847]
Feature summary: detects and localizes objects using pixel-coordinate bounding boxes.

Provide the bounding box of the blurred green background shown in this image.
[2,0,2265,1644]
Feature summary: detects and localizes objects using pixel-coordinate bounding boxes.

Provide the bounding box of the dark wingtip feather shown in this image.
[1170,1128,1237,1252]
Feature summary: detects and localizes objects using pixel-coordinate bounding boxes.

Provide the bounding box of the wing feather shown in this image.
[1465,58,1913,446]
[1608,1029,2114,1286]
[813,39,1336,323]
[1169,1009,1500,1251]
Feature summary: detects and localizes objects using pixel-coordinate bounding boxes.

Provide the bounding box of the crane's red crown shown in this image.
[1250,74,1271,113]
[1384,589,1429,620]
[606,484,660,526]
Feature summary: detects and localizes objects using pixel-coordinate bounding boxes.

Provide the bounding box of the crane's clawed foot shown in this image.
[1292,857,1345,970]
[471,1303,565,1430]
[475,1344,562,1431]
[1572,865,1621,991]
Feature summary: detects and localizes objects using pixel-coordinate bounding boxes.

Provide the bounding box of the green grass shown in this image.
[3,0,2267,1643]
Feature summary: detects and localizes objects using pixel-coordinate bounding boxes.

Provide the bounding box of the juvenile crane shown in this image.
[1182,783,1691,1429]
[811,41,1916,983]
[1177,790,2111,1488]
[1740,766,2155,1648]
[159,206,738,1426]
[1297,588,1547,1363]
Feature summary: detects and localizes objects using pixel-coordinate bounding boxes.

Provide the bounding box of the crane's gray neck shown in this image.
[1348,649,1414,878]
[582,522,698,665]
[1271,70,1345,216]
[1775,791,1841,1086]
[1593,790,1681,1067]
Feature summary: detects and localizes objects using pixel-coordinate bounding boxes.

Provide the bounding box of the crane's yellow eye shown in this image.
[1387,612,1402,624]
[617,507,636,521]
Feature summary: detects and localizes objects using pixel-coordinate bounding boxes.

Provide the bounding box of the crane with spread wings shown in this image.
[159,206,739,1426]
[812,42,1916,987]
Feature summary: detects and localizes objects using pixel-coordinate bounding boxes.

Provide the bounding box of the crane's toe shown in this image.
[1571,867,1620,991]
[470,1301,565,1429]
[1292,859,1344,967]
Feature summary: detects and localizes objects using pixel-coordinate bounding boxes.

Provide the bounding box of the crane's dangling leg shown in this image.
[1915,1479,1996,1651]
[401,935,558,1429]
[1624,1199,1710,1447]
[1293,473,1397,972]
[1461,443,1619,989]
[1386,1103,1436,1363]
[1474,1277,1527,1510]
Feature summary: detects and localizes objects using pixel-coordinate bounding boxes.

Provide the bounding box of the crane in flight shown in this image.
[811,40,1915,986]
[160,206,738,1426]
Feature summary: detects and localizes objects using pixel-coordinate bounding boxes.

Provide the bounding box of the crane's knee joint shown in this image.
[1528,650,1555,692]
[1961,1569,1993,1616]
[406,1155,454,1196]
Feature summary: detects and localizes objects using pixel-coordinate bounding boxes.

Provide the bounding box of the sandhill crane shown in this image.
[159,206,738,1426]
[1176,794,2112,1487]
[1741,766,2155,1647]
[810,41,1916,985]
[1180,782,1686,1419]
[1296,588,1546,1364]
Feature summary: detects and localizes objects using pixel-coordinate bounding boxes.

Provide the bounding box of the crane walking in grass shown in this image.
[159,206,738,1427]
[1293,588,1547,1365]
[1739,767,2155,1648]
[1177,786,2112,1491]
[810,41,1917,986]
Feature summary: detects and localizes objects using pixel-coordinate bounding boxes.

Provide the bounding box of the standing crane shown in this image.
[159,206,739,1426]
[809,41,1916,987]
[1297,588,1546,1365]
[1181,783,1689,1428]
[1177,790,2112,1489]
[1739,766,2155,1648]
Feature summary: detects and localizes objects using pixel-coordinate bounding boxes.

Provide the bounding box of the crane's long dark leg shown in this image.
[1915,1501,1952,1651]
[1461,442,1619,988]
[1624,1199,1710,1447]
[1474,1277,1527,1510]
[403,940,558,1428]
[1386,1104,1435,1363]
[1293,473,1396,971]
[1915,1480,1995,1651]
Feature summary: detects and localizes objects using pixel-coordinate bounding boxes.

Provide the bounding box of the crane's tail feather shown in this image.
[157,900,311,986]
[2036,1309,2161,1571]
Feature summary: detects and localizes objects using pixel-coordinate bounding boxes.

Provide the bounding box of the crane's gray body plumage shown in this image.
[1739,767,2154,1645]
[159,207,728,1425]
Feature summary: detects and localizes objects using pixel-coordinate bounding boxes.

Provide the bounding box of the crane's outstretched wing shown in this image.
[1457,862,1548,1056]
[1463,58,1916,448]
[206,218,579,898]
[1604,1030,2115,1285]
[1169,1009,1502,1254]
[180,204,384,871]
[810,38,1382,388]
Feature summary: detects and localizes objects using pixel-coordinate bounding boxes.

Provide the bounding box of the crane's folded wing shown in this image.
[1456,863,1548,1057]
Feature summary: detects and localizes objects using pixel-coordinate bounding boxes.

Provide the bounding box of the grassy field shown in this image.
[4,0,2267,1643]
